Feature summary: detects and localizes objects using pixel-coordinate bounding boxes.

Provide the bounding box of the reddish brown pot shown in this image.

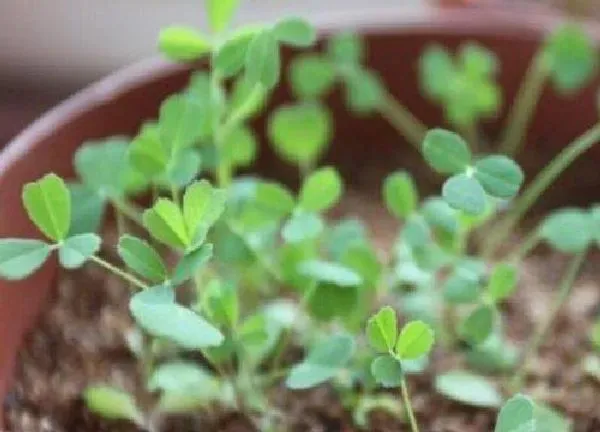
[1,5,600,426]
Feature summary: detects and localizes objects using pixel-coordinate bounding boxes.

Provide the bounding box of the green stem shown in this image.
[484,122,600,259]
[507,228,540,262]
[509,250,586,392]
[111,199,144,227]
[90,255,149,290]
[499,53,549,157]
[400,376,420,432]
[377,93,428,150]
[271,281,318,370]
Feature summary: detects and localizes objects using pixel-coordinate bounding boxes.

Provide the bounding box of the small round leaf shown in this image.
[435,371,502,408]
[273,18,316,47]
[366,306,398,353]
[383,171,418,219]
[422,129,471,174]
[540,208,593,253]
[395,320,435,360]
[371,355,403,388]
[298,167,343,212]
[158,26,211,61]
[474,155,524,199]
[442,174,487,215]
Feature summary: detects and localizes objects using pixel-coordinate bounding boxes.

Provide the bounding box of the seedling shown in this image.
[2,1,600,430]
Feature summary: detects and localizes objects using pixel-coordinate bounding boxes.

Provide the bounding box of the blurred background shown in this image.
[0,0,597,147]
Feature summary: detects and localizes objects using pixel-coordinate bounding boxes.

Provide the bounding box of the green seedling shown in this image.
[1,1,600,430]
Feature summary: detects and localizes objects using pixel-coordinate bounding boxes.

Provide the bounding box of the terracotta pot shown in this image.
[1,5,599,426]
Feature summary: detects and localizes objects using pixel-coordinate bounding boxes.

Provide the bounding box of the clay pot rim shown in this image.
[2,5,595,179]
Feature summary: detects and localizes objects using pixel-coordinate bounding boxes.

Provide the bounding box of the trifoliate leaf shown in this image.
[383,171,418,219]
[268,103,332,167]
[298,260,363,287]
[443,174,487,215]
[172,244,213,285]
[474,155,524,199]
[540,208,593,253]
[544,24,597,94]
[366,306,398,353]
[83,386,143,423]
[0,239,51,280]
[286,333,355,389]
[245,30,280,90]
[58,233,101,269]
[143,199,189,249]
[158,26,211,61]
[371,355,403,388]
[422,129,471,174]
[395,320,435,360]
[22,173,70,242]
[273,18,316,47]
[117,235,167,283]
[435,371,502,408]
[298,167,343,212]
[487,263,518,303]
[327,32,364,65]
[130,288,223,349]
[206,0,239,33]
[459,305,495,345]
[289,55,336,100]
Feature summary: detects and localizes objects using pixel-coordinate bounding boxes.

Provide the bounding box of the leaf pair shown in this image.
[143,180,225,251]
[423,129,524,215]
[0,174,101,280]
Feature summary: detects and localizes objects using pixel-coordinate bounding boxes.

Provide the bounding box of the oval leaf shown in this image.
[298,260,363,287]
[435,371,502,408]
[487,263,518,303]
[289,54,336,100]
[245,30,280,89]
[494,394,535,432]
[83,386,143,423]
[422,129,471,174]
[540,208,593,253]
[366,306,398,353]
[118,235,167,283]
[143,199,189,249]
[443,174,487,215]
[371,355,403,388]
[460,305,495,345]
[383,171,418,219]
[474,155,524,199]
[299,167,343,212]
[0,239,51,280]
[273,18,316,47]
[58,233,101,269]
[395,320,435,360]
[158,26,211,61]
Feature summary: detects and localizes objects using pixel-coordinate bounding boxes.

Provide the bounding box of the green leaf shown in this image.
[68,184,106,236]
[460,42,498,78]
[172,244,213,285]
[148,361,218,395]
[286,333,355,389]
[383,171,418,219]
[289,55,336,100]
[144,200,188,250]
[467,332,518,373]
[214,26,262,77]
[422,129,471,174]
[487,263,518,303]
[229,76,267,121]
[366,306,398,353]
[533,402,572,432]
[206,0,239,32]
[58,233,101,269]
[75,139,144,198]
[370,355,403,388]
[182,180,226,247]
[222,125,258,169]
[327,32,364,65]
[395,320,435,360]
[435,371,502,408]
[540,208,593,253]
[401,214,431,249]
[83,386,143,423]
[341,244,381,288]
[22,173,70,242]
[421,197,459,234]
[544,24,597,94]
[163,148,202,188]
[254,181,296,219]
[0,239,51,280]
[245,30,280,89]
[130,288,223,349]
[443,174,487,215]
[268,103,331,167]
[343,68,385,113]
[474,155,524,199]
[460,305,495,345]
[159,93,209,151]
[129,123,169,178]
[158,26,211,61]
[583,355,600,382]
[282,211,324,243]
[420,45,455,100]
[309,283,358,322]
[299,167,343,212]
[298,260,363,287]
[494,394,535,432]
[201,280,239,328]
[273,18,316,47]
[443,260,484,304]
[327,219,367,260]
[118,235,167,283]
[238,313,269,346]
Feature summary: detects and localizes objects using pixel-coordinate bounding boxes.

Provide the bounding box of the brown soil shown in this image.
[4,192,600,432]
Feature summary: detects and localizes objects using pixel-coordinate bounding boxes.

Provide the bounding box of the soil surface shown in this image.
[5,192,600,432]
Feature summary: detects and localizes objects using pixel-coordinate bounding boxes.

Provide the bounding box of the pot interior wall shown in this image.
[1,18,599,419]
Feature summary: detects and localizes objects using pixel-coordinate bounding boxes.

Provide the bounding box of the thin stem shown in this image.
[460,122,479,154]
[170,184,180,206]
[377,92,428,150]
[400,376,420,432]
[111,198,144,227]
[271,282,318,370]
[509,250,586,392]
[499,53,549,157]
[90,255,149,290]
[506,228,541,262]
[484,122,600,259]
